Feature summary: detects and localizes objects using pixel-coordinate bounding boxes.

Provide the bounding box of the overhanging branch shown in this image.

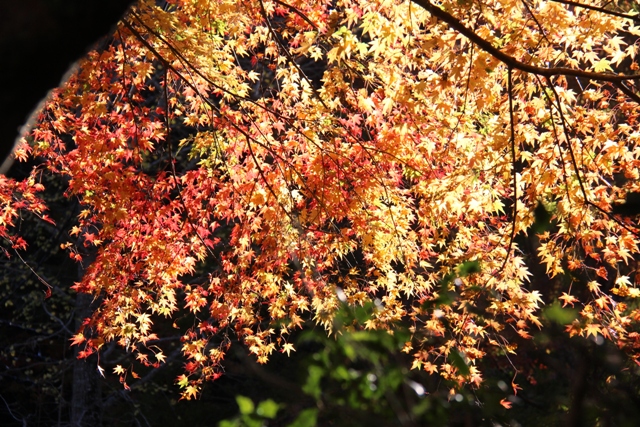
[410,0,640,83]
[550,0,640,22]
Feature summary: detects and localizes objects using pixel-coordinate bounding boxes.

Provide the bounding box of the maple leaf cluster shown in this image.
[0,171,52,255]
[3,0,640,399]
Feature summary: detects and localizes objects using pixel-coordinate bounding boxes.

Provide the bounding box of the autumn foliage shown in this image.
[4,0,640,399]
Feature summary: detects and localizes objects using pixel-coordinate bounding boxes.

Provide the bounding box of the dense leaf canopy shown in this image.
[3,0,640,399]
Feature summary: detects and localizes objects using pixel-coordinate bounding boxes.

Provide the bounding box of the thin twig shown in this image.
[498,67,518,275]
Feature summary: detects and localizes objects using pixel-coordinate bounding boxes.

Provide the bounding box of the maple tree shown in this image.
[3,0,640,402]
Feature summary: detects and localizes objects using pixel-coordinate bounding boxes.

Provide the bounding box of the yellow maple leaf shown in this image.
[182,385,199,400]
[559,293,578,307]
[282,343,296,356]
[584,323,601,339]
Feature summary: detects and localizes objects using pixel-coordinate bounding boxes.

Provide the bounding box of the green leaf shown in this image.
[543,301,578,325]
[354,303,374,323]
[243,416,264,427]
[424,291,457,309]
[378,367,404,391]
[287,408,318,427]
[532,201,552,233]
[256,399,280,419]
[332,365,351,381]
[341,342,357,360]
[236,395,255,415]
[448,350,470,377]
[457,260,481,277]
[303,365,325,399]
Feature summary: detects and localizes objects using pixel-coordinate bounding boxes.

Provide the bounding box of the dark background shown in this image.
[0,0,134,166]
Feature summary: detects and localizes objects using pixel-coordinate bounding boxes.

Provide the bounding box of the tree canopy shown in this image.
[3,0,640,403]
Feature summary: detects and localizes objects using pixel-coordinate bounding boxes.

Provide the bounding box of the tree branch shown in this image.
[614,81,640,105]
[411,0,640,83]
[550,0,640,22]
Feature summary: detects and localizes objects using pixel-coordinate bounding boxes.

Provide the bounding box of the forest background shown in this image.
[0,2,639,425]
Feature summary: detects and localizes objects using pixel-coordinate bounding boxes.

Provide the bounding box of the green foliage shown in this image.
[447,350,470,377]
[285,409,317,427]
[218,396,316,427]
[543,301,578,325]
[531,201,553,234]
[217,301,509,426]
[219,396,282,427]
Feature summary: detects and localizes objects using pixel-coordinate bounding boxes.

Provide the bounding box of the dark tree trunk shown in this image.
[567,350,589,427]
[70,291,102,426]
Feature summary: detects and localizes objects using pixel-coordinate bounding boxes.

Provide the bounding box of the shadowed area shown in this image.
[0,0,133,170]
